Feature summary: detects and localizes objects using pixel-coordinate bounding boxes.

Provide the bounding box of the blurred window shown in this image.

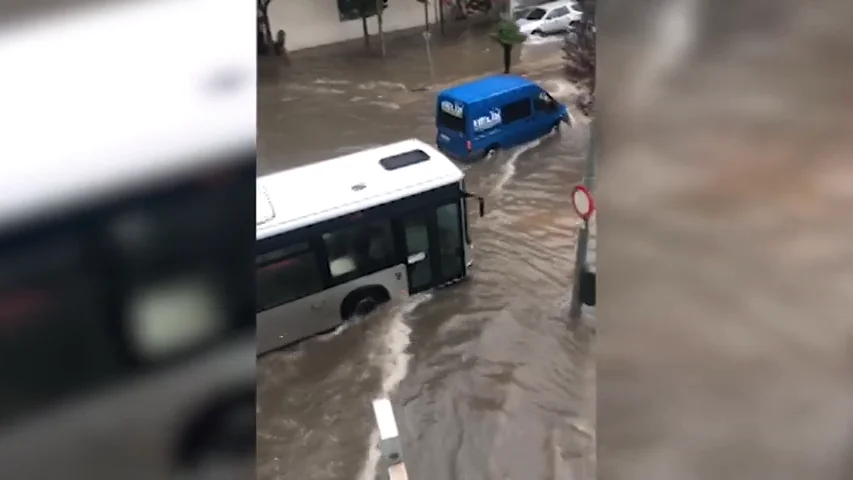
[0,161,254,424]
[0,233,116,425]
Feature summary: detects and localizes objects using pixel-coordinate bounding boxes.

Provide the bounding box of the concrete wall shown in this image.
[270,0,432,51]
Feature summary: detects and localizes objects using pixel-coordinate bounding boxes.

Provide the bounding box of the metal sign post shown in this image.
[569,126,596,325]
[423,30,435,88]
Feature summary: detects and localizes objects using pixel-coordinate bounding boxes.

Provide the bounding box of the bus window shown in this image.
[256,246,324,310]
[322,220,396,283]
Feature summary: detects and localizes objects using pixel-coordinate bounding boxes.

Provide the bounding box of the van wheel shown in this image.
[483,145,499,159]
[552,122,561,133]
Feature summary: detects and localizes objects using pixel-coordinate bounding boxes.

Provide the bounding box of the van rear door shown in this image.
[436,97,469,158]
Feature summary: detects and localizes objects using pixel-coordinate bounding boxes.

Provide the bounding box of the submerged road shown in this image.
[257,31,594,480]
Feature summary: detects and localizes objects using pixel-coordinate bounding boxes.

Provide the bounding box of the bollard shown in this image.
[372,398,408,480]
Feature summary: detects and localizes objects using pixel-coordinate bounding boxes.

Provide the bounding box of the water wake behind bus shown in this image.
[257,293,430,480]
[357,292,431,480]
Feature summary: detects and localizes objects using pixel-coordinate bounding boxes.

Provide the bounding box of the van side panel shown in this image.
[467,98,500,154]
[477,89,529,150]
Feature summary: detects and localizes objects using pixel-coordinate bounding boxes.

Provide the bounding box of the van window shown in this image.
[500,99,532,124]
[438,110,466,133]
[534,92,558,113]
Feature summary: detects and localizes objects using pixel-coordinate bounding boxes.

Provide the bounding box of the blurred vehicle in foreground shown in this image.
[0,0,256,479]
[256,139,486,353]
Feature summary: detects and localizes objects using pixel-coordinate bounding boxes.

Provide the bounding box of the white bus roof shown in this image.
[257,139,465,239]
[0,0,255,229]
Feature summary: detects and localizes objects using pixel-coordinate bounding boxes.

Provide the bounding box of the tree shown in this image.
[492,19,526,74]
[257,0,274,55]
[564,0,595,115]
[338,0,388,55]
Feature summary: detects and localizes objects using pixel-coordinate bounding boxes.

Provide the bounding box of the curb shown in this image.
[427,57,566,92]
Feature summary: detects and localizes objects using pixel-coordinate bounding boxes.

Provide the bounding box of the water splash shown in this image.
[368,101,402,111]
[358,80,409,92]
[491,138,544,195]
[286,83,346,95]
[314,78,351,85]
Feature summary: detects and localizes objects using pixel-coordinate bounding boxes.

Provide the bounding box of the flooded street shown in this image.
[257,30,594,480]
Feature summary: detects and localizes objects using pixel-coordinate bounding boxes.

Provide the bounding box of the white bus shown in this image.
[256,140,486,354]
[0,1,255,478]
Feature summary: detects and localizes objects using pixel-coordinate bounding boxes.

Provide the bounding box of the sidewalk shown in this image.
[261,24,567,96]
[382,53,568,107]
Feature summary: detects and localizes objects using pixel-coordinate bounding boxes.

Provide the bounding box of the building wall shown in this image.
[270,0,433,51]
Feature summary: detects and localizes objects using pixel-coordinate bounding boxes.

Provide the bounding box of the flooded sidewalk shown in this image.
[262,21,566,90]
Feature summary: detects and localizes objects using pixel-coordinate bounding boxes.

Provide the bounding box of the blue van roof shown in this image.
[440,74,536,103]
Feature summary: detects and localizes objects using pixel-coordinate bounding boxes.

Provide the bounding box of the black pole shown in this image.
[502,44,512,73]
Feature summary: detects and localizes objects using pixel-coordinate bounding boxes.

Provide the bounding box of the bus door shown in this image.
[396,201,466,293]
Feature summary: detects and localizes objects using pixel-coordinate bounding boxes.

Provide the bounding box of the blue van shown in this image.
[435,74,571,162]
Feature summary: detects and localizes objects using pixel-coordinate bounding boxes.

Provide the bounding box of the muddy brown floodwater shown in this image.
[256,30,594,480]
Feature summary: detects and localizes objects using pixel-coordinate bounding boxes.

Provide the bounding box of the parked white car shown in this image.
[516,0,583,37]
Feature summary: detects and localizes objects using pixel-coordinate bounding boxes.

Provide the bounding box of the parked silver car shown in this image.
[515,0,583,36]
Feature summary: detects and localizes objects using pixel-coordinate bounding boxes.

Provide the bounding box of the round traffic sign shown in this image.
[571,185,595,221]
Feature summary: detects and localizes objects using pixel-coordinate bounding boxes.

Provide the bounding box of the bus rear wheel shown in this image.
[341,287,390,320]
[176,388,255,475]
[354,297,377,317]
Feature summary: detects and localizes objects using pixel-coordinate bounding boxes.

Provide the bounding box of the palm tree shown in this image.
[493,19,527,74]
